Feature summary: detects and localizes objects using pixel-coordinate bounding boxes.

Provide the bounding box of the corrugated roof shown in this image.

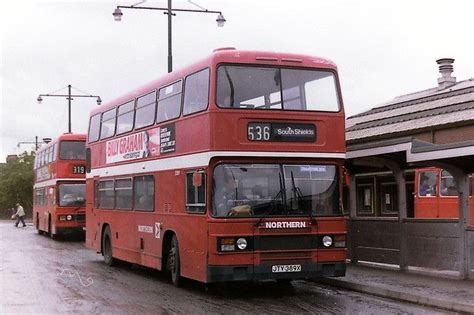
[346,79,474,141]
[347,107,474,141]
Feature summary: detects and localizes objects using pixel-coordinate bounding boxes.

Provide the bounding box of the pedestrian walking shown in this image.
[14,203,27,228]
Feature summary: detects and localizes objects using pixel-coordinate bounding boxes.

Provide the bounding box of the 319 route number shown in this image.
[72,165,86,174]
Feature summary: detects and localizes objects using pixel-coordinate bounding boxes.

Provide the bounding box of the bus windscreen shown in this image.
[212,163,340,218]
[60,141,86,160]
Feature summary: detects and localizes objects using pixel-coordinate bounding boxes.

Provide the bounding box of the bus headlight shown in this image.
[59,215,66,221]
[236,238,247,250]
[322,235,333,247]
[218,237,250,252]
[66,215,73,221]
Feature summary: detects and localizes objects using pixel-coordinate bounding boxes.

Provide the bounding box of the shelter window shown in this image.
[356,178,374,215]
[183,68,210,116]
[116,100,135,135]
[379,182,398,215]
[135,91,157,129]
[157,81,182,123]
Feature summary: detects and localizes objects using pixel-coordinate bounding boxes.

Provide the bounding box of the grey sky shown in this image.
[1,0,473,162]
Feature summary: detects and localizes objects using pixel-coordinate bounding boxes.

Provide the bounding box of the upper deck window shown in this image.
[216,65,340,112]
[60,141,86,160]
[157,81,182,123]
[135,91,157,129]
[116,100,135,135]
[88,114,101,143]
[100,108,116,139]
[52,143,58,162]
[183,68,210,116]
[46,147,52,164]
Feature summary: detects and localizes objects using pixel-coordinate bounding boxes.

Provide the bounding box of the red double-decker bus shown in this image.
[415,167,474,225]
[33,133,87,238]
[85,48,347,285]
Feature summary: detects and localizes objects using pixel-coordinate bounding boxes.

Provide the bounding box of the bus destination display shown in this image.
[72,165,86,174]
[247,122,316,142]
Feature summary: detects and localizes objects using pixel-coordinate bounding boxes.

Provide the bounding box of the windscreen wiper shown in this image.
[290,171,304,210]
[290,171,316,224]
[255,172,286,227]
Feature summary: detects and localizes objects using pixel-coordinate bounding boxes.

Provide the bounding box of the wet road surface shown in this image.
[0,221,457,314]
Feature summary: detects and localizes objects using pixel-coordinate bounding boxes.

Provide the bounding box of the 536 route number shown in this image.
[248,123,271,141]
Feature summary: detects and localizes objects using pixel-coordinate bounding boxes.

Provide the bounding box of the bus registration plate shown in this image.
[271,264,301,273]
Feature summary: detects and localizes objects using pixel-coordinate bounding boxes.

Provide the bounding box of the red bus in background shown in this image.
[33,133,87,238]
[86,48,347,285]
[415,167,474,225]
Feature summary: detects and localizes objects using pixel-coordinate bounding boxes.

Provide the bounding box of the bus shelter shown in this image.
[346,137,474,279]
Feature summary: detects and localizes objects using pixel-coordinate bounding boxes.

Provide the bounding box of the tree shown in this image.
[0,151,35,218]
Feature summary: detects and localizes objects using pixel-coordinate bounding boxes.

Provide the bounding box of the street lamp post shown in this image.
[17,136,52,151]
[37,85,102,133]
[112,0,226,73]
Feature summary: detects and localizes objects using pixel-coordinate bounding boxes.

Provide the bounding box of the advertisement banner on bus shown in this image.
[106,131,148,164]
[105,127,168,164]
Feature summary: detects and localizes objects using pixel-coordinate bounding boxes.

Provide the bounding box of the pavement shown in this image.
[317,263,474,313]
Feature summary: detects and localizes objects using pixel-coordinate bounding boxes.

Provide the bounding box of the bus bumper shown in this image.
[55,226,85,236]
[207,262,345,283]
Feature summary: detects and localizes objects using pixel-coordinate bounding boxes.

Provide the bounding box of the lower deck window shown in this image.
[186,172,206,213]
[99,180,115,209]
[134,175,154,211]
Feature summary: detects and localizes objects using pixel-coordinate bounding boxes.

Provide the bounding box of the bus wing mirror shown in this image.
[193,172,203,187]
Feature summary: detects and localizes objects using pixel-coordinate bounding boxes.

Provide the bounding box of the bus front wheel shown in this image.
[102,226,115,266]
[167,235,182,287]
[48,215,55,239]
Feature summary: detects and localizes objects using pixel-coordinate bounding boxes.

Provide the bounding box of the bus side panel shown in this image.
[85,178,100,251]
[104,211,141,263]
[438,197,460,219]
[134,212,162,269]
[414,195,439,218]
[159,170,208,283]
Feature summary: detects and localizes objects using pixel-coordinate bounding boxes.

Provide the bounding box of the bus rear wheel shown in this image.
[102,226,115,266]
[167,235,182,287]
[36,214,42,235]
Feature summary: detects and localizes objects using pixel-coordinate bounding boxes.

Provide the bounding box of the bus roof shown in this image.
[36,133,86,153]
[91,48,338,116]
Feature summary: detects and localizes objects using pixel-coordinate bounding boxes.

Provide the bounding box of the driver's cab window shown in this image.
[419,171,437,197]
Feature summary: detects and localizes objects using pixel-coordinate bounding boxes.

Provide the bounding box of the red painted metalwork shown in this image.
[85,49,347,284]
[33,133,87,237]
